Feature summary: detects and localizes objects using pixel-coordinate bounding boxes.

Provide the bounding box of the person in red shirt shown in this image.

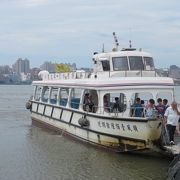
[155,98,166,117]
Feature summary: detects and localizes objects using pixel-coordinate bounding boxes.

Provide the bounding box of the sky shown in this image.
[0,0,180,68]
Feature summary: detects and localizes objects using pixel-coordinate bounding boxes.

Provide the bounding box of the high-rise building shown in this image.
[169,65,180,78]
[0,65,11,74]
[29,67,41,80]
[24,58,30,74]
[40,61,56,73]
[13,58,30,75]
[66,63,77,71]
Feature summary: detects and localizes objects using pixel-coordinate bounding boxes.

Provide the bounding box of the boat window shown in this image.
[70,88,82,109]
[131,92,153,105]
[34,86,41,101]
[156,92,173,105]
[144,57,155,70]
[101,60,110,71]
[103,93,127,113]
[50,88,58,104]
[129,56,144,70]
[41,86,49,102]
[83,90,98,113]
[130,92,153,117]
[112,57,129,71]
[60,88,69,106]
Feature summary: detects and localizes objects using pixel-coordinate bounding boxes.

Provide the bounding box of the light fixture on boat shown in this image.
[129,40,132,48]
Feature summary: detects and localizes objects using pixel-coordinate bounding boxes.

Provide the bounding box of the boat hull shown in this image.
[30,101,163,153]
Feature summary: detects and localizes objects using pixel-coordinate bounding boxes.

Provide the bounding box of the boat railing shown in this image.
[33,98,160,119]
[41,70,161,81]
[97,106,159,119]
[96,70,160,79]
[71,101,159,119]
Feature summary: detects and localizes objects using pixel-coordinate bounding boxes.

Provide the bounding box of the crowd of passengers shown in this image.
[83,93,170,117]
[131,97,180,146]
[131,97,169,118]
[83,93,180,146]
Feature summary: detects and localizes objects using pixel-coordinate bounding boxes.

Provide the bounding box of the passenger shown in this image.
[155,98,166,117]
[89,95,95,112]
[141,100,145,108]
[145,99,155,118]
[131,98,143,117]
[83,93,95,112]
[104,95,110,112]
[141,100,146,117]
[163,99,169,109]
[164,101,180,145]
[83,93,90,111]
[112,97,123,113]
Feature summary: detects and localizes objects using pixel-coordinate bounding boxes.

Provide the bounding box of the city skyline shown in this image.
[0,0,180,68]
[0,55,180,84]
[0,58,78,70]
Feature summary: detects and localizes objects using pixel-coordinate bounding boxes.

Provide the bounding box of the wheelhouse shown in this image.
[93,49,155,73]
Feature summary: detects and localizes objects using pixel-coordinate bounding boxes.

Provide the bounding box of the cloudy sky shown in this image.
[0,0,180,68]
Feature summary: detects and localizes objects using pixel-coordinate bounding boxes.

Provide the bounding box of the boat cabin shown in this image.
[92,48,157,78]
[32,77,174,118]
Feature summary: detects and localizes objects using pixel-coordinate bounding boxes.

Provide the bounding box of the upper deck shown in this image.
[33,76,174,91]
[37,48,167,83]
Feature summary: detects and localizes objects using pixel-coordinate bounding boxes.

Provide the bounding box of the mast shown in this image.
[112,32,119,50]
[102,43,105,53]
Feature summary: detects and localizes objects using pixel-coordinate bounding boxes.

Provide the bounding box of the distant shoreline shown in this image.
[0,83,31,85]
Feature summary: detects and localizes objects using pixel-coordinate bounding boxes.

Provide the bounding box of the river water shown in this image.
[0,85,180,180]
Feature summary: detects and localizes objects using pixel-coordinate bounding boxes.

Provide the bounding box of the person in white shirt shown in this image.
[164,101,180,145]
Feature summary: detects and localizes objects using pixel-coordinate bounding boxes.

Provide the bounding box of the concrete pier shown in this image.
[164,134,180,156]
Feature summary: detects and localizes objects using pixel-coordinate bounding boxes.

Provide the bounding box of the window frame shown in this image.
[70,88,82,109]
[143,57,155,70]
[129,56,144,70]
[59,87,69,107]
[103,92,127,113]
[112,56,129,71]
[101,60,110,71]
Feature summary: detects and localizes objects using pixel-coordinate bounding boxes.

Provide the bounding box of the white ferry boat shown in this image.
[27,43,175,153]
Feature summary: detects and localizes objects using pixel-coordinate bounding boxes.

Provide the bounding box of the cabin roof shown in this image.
[93,50,152,59]
[33,76,174,90]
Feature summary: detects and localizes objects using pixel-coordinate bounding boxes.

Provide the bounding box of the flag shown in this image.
[56,64,71,72]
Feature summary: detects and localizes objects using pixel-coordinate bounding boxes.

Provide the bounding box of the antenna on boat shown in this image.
[112,32,119,51]
[102,43,105,53]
